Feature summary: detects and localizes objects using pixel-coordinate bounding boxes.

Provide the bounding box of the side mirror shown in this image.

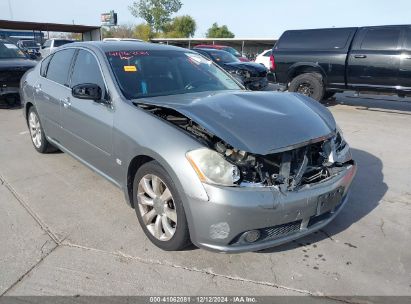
[72,83,102,101]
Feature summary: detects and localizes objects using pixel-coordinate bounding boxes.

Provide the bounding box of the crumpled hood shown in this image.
[136,91,336,155]
[223,62,267,76]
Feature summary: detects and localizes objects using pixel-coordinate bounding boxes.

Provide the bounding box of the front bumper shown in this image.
[186,162,356,253]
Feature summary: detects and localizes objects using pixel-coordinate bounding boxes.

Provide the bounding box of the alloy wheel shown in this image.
[29,111,42,148]
[297,82,315,97]
[137,174,177,241]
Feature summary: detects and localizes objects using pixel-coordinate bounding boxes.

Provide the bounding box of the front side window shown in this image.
[360,28,401,51]
[46,48,76,85]
[71,50,105,93]
[0,42,26,59]
[106,50,242,100]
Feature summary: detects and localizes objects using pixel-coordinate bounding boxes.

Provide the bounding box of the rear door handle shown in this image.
[61,97,71,108]
[354,55,367,59]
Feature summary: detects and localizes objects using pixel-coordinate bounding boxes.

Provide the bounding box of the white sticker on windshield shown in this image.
[4,44,18,49]
[186,53,211,65]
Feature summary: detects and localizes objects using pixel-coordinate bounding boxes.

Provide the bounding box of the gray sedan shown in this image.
[20,41,356,253]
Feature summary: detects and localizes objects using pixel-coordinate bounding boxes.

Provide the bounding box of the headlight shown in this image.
[334,126,352,163]
[186,148,241,186]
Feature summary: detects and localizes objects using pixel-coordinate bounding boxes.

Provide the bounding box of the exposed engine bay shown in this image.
[137,103,351,191]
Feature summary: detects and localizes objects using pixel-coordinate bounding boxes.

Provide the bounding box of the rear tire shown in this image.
[27,106,57,153]
[133,161,192,251]
[289,73,324,101]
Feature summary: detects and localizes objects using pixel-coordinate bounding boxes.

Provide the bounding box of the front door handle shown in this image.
[34,84,42,93]
[61,97,71,108]
[354,55,367,59]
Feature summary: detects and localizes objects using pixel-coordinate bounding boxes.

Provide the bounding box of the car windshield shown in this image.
[54,40,73,47]
[106,50,242,99]
[0,42,26,59]
[223,47,241,57]
[209,51,239,64]
[22,40,37,47]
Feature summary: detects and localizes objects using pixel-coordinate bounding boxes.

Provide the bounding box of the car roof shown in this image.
[64,41,191,53]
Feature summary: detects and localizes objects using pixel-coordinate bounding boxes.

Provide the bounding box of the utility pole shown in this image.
[8,0,14,20]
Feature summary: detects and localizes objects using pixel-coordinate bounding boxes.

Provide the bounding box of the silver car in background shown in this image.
[39,39,74,58]
[20,41,356,253]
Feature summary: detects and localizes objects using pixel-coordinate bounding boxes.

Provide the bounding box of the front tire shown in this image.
[27,106,57,153]
[289,73,324,101]
[133,161,191,251]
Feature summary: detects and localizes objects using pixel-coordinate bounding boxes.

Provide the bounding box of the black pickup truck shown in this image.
[271,25,411,101]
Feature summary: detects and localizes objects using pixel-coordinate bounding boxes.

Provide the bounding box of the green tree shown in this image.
[133,23,156,41]
[164,15,196,38]
[129,0,183,33]
[102,24,135,39]
[206,23,235,38]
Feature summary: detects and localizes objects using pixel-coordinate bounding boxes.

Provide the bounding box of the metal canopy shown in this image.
[0,19,100,33]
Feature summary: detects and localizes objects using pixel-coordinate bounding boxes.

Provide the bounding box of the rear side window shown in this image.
[40,55,53,77]
[276,28,353,50]
[70,50,105,92]
[360,28,401,50]
[46,48,75,85]
[43,40,51,48]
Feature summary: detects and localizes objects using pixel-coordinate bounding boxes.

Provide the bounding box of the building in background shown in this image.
[0,29,44,43]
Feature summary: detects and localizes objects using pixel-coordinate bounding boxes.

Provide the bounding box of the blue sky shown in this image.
[0,0,409,38]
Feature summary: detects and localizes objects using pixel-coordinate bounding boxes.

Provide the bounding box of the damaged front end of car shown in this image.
[136,103,353,192]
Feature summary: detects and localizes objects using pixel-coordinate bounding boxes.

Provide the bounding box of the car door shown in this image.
[34,48,76,141]
[398,26,411,92]
[60,49,115,176]
[347,27,402,89]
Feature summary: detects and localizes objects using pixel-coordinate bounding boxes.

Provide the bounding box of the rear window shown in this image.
[0,42,26,59]
[54,40,73,47]
[209,51,239,63]
[223,47,241,57]
[275,28,354,50]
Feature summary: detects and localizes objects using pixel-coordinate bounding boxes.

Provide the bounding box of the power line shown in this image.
[8,0,14,20]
